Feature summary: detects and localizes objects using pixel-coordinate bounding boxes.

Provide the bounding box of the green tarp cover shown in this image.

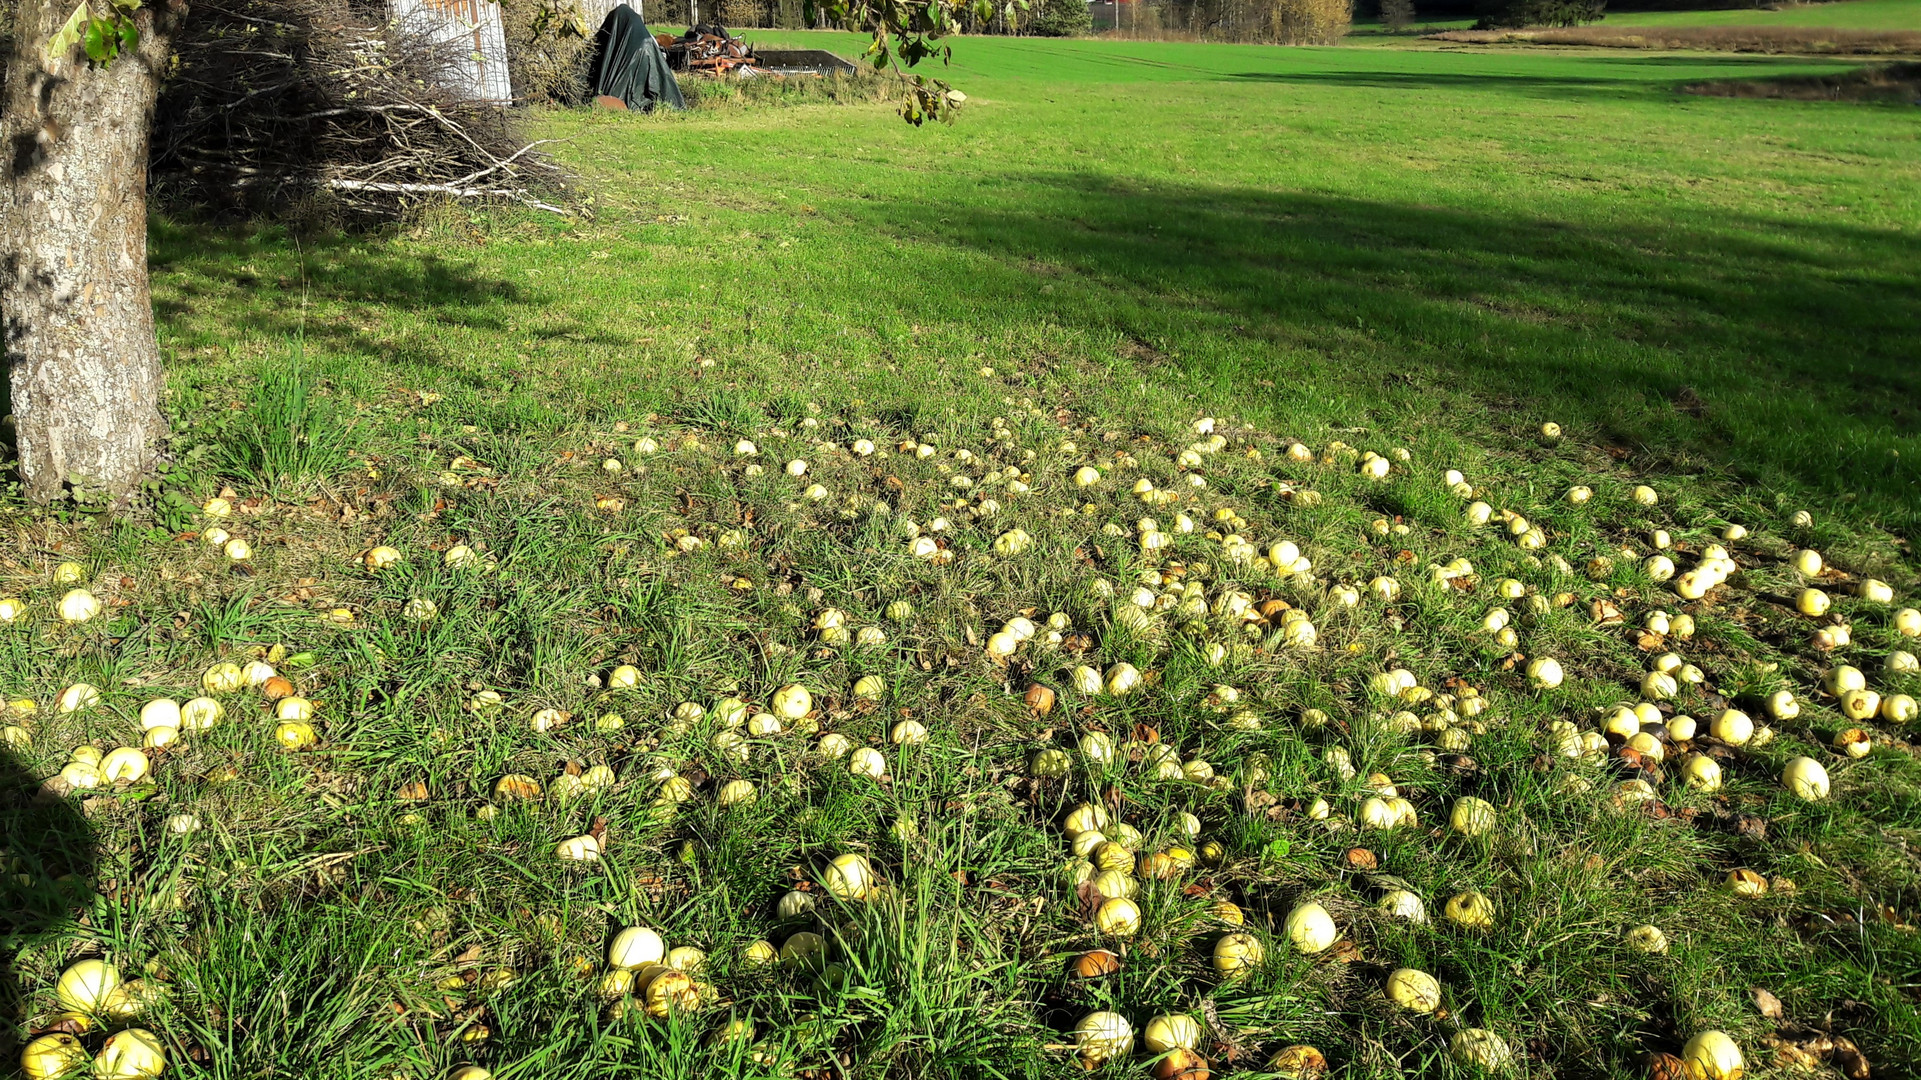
[591,7,685,113]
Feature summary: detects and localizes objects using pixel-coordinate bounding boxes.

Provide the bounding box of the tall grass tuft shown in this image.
[223,342,353,491]
[673,386,766,434]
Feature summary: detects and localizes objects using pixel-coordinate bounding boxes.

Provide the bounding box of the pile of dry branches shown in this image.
[497,0,595,104]
[153,0,570,221]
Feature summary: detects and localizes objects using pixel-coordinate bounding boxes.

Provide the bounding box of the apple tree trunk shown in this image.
[1,0,177,504]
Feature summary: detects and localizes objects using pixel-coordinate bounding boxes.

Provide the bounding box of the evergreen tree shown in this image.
[1032,0,1094,36]
[1476,0,1603,28]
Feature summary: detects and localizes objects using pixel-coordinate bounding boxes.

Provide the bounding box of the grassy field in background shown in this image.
[165,33,1920,533]
[1349,0,1918,35]
[1603,0,1921,29]
[3,31,1918,1080]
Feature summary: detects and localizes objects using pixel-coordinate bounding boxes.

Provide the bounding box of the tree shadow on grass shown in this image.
[1226,69,1645,94]
[0,748,95,1062]
[147,218,529,376]
[898,170,1921,527]
[1583,54,1850,69]
[147,218,637,403]
[1224,52,1841,95]
[147,215,673,413]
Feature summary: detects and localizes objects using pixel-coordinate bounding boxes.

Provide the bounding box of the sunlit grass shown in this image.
[1,31,1916,1080]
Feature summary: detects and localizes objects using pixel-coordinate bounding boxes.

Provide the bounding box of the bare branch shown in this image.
[324,178,570,215]
[153,0,574,220]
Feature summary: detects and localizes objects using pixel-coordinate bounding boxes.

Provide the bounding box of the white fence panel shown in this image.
[580,0,638,30]
[391,0,515,102]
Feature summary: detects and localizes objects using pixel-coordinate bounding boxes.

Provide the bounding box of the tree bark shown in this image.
[1,1,178,504]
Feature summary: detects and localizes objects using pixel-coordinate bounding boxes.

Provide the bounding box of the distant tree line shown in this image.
[1360,0,1761,26]
[1355,0,1606,29]
[574,0,1747,39]
[1474,0,1603,27]
[1050,0,1356,41]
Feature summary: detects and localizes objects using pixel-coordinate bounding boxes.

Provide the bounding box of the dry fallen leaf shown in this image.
[1832,1036,1870,1079]
[1753,987,1784,1019]
[1645,1052,1689,1080]
[1770,1043,1823,1069]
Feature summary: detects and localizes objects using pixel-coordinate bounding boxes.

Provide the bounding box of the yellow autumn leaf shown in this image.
[43,0,89,67]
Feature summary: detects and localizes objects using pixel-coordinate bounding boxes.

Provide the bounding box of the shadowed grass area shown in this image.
[1684,59,1921,100]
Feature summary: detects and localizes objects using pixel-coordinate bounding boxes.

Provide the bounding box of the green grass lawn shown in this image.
[1603,0,1921,29]
[4,32,1919,1080]
[164,32,1921,533]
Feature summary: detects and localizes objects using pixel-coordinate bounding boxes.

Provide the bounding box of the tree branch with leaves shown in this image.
[42,0,143,65]
[821,0,1017,124]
